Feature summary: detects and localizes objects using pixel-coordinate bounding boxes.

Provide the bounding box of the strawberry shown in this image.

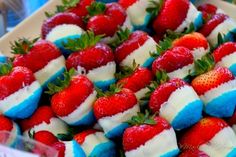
[179,150,209,157]
[48,69,97,126]
[0,115,20,146]
[74,129,117,157]
[20,106,68,136]
[0,64,42,119]
[152,46,194,80]
[117,66,154,100]
[179,117,236,157]
[197,3,221,21]
[114,30,157,68]
[198,13,236,47]
[32,130,59,146]
[213,42,236,75]
[191,67,236,117]
[93,86,139,138]
[172,32,209,60]
[149,76,203,130]
[86,2,132,43]
[12,38,66,88]
[65,31,116,90]
[52,141,86,157]
[152,0,202,38]
[123,113,179,157]
[119,0,155,32]
[41,12,84,39]
[0,115,13,132]
[41,12,85,55]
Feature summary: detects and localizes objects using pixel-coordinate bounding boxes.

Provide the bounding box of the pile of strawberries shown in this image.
[1,0,236,157]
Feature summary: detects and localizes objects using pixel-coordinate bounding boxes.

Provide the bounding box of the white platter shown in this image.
[0,0,236,57]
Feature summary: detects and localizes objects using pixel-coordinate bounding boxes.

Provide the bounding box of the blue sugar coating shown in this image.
[41,67,65,89]
[94,78,116,91]
[229,64,236,76]
[190,0,196,4]
[133,14,152,32]
[171,99,203,130]
[161,149,180,157]
[96,0,118,3]
[89,141,116,157]
[5,86,42,119]
[227,148,236,157]
[142,57,155,68]
[0,55,7,63]
[54,34,81,56]
[105,123,129,139]
[70,110,96,126]
[72,140,86,157]
[205,89,236,118]
[193,12,203,31]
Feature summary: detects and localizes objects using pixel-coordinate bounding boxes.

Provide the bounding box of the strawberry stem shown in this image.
[96,83,124,98]
[146,0,164,20]
[87,1,106,17]
[127,110,156,126]
[0,63,13,76]
[45,0,80,18]
[63,31,104,51]
[45,68,76,95]
[10,38,39,54]
[115,60,139,80]
[110,28,131,49]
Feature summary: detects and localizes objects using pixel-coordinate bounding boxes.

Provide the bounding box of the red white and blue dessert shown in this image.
[49,71,97,126]
[149,78,203,130]
[213,42,236,76]
[93,88,140,138]
[115,31,157,68]
[180,117,236,157]
[41,12,84,56]
[192,67,236,117]
[12,39,66,88]
[123,116,179,157]
[20,106,68,137]
[65,32,116,90]
[0,65,42,119]
[74,129,116,157]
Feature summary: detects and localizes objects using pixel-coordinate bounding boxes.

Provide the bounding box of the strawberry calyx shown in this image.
[146,0,164,20]
[45,68,76,95]
[127,110,156,126]
[87,1,106,17]
[142,70,169,101]
[63,31,104,51]
[45,0,80,18]
[151,37,172,58]
[115,60,139,80]
[0,62,13,76]
[191,53,215,77]
[10,38,39,55]
[96,83,123,97]
[110,28,131,49]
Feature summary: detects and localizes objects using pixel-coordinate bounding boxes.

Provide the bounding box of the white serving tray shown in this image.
[0,0,236,57]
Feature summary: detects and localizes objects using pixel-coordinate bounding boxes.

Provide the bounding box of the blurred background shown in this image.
[0,0,48,37]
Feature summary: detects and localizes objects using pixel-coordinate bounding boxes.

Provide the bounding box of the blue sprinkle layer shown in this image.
[160,149,180,157]
[105,123,129,139]
[89,141,116,157]
[72,140,86,157]
[94,78,116,91]
[69,110,95,126]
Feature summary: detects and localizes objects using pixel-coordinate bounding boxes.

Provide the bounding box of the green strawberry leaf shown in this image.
[96,83,124,98]
[110,27,131,49]
[115,60,139,80]
[155,70,169,85]
[146,0,164,20]
[127,110,156,126]
[0,62,13,76]
[63,31,104,51]
[28,129,35,139]
[10,37,39,54]
[45,0,80,18]
[87,1,106,16]
[45,68,76,95]
[191,53,215,76]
